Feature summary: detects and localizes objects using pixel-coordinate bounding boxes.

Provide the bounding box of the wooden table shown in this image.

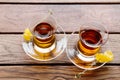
[0,1,120,80]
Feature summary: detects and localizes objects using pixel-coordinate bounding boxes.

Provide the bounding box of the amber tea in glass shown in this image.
[74,22,109,69]
[33,22,56,60]
[78,29,102,56]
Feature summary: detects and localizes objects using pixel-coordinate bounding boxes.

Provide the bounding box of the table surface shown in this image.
[0,1,120,80]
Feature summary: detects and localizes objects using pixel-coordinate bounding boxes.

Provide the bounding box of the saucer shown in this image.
[22,21,67,61]
[23,35,67,61]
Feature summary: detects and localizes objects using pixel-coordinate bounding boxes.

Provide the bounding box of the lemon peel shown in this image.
[23,28,33,42]
[95,50,114,63]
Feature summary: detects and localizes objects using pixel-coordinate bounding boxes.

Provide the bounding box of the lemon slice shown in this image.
[95,50,114,63]
[23,28,33,42]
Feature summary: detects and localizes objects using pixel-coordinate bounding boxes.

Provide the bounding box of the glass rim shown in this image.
[32,22,56,40]
[79,22,109,48]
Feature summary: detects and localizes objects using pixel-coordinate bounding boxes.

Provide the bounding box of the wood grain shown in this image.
[0,5,120,32]
[0,0,120,3]
[0,66,119,80]
[0,34,119,64]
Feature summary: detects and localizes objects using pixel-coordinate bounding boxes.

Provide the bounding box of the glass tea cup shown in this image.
[33,21,56,60]
[67,22,109,70]
[23,12,67,61]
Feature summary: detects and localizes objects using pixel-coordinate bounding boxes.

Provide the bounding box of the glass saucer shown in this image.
[22,25,67,61]
[66,34,110,70]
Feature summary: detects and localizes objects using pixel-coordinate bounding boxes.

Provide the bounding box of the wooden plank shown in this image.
[0,66,119,80]
[0,5,120,32]
[0,34,119,64]
[0,0,120,3]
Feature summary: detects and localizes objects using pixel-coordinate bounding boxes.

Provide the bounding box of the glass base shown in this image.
[22,36,67,61]
[67,49,106,70]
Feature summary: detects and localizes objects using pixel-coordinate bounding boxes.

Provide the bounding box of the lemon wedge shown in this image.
[95,50,114,63]
[23,28,33,42]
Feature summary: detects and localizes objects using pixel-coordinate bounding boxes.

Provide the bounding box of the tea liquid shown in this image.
[33,22,56,60]
[78,29,102,56]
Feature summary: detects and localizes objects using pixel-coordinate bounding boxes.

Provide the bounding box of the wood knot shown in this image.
[52,76,67,80]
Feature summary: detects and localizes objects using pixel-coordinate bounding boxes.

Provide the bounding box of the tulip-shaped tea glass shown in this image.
[67,22,109,70]
[22,12,67,61]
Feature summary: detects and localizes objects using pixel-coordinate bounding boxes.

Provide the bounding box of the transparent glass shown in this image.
[67,22,109,70]
[22,11,67,61]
